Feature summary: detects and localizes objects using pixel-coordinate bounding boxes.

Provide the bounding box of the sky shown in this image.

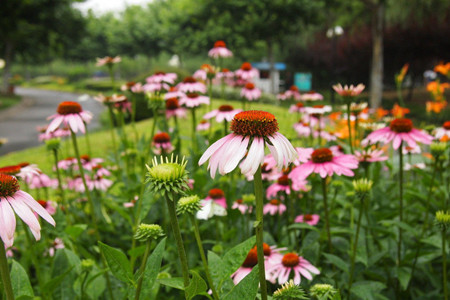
[73,0,152,15]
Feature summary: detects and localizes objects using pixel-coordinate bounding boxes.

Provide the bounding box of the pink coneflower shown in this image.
[241,83,261,101]
[434,121,450,141]
[0,174,55,247]
[404,162,426,171]
[299,91,323,102]
[92,165,111,177]
[354,148,388,163]
[235,62,259,80]
[57,157,77,170]
[313,130,337,142]
[143,82,170,93]
[332,83,365,97]
[37,200,57,215]
[46,102,93,134]
[124,196,138,208]
[293,122,311,138]
[16,164,40,181]
[196,199,227,220]
[232,199,253,214]
[263,199,286,215]
[266,175,308,198]
[152,132,174,155]
[146,71,177,85]
[121,81,137,92]
[329,145,345,157]
[96,56,121,67]
[47,238,65,257]
[177,77,207,94]
[304,105,332,116]
[37,126,70,141]
[289,102,306,114]
[130,82,144,93]
[279,86,301,101]
[266,252,320,285]
[113,99,132,113]
[231,248,258,284]
[208,40,233,58]
[80,155,104,171]
[199,111,298,178]
[295,214,320,226]
[94,93,127,105]
[205,188,227,209]
[179,93,210,108]
[165,98,187,119]
[216,68,235,80]
[87,176,113,191]
[293,147,314,166]
[193,69,207,81]
[289,148,358,179]
[203,105,242,123]
[362,118,433,150]
[164,87,184,100]
[197,120,210,131]
[27,172,57,189]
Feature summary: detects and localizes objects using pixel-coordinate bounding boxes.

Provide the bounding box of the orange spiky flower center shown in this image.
[155,71,166,75]
[304,214,313,221]
[125,81,136,88]
[187,93,199,98]
[200,120,208,124]
[222,68,230,73]
[282,253,300,267]
[277,175,290,186]
[311,148,333,163]
[296,102,304,108]
[270,199,280,205]
[57,101,82,115]
[390,118,413,133]
[80,154,91,162]
[37,200,47,207]
[242,248,258,268]
[17,162,30,168]
[0,165,21,176]
[214,40,226,48]
[251,243,271,256]
[0,174,20,197]
[245,83,255,90]
[261,163,270,173]
[230,110,278,137]
[166,98,180,110]
[153,132,170,144]
[443,121,450,130]
[208,188,224,199]
[183,76,197,83]
[218,105,234,112]
[236,199,243,204]
[241,62,252,71]
[289,85,299,92]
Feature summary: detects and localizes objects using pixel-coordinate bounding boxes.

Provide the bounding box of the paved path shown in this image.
[0,87,104,156]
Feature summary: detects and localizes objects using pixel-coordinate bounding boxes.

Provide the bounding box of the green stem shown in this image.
[443,229,448,300]
[398,143,404,266]
[131,94,139,144]
[224,119,228,136]
[107,105,120,167]
[191,108,197,152]
[135,240,152,300]
[108,66,116,93]
[346,103,354,154]
[322,177,333,253]
[52,149,68,215]
[190,216,220,300]
[348,197,365,298]
[317,115,322,146]
[254,166,268,300]
[0,240,15,300]
[165,196,190,297]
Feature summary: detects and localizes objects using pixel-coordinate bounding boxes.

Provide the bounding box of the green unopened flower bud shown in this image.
[273,279,307,299]
[435,210,450,231]
[310,283,338,299]
[177,195,201,215]
[430,142,447,158]
[146,155,190,200]
[46,138,61,152]
[81,259,95,272]
[352,178,373,199]
[147,92,164,109]
[424,124,435,134]
[134,224,165,242]
[331,180,344,188]
[242,194,256,204]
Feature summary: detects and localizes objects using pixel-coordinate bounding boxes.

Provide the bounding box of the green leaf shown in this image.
[139,238,166,300]
[208,251,226,289]
[186,270,208,300]
[158,277,185,290]
[421,234,442,249]
[397,267,412,291]
[10,260,34,299]
[65,224,87,239]
[288,223,320,232]
[222,265,259,300]
[323,253,349,274]
[351,281,386,300]
[51,249,81,300]
[99,241,134,284]
[43,266,75,294]
[223,236,256,275]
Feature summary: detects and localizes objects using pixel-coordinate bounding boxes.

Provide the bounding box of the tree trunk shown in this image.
[2,40,14,95]
[267,39,276,94]
[369,1,384,108]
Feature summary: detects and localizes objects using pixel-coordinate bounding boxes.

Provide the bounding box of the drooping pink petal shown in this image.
[6,196,41,240]
[0,200,16,247]
[15,191,55,226]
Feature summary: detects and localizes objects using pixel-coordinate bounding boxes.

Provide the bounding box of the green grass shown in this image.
[0,99,299,174]
[0,94,21,110]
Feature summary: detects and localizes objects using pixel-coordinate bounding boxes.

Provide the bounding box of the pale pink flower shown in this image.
[313,130,337,142]
[193,69,207,81]
[92,165,111,177]
[304,105,332,116]
[113,99,132,113]
[165,98,187,119]
[196,199,227,220]
[333,83,365,97]
[164,87,184,100]
[299,91,323,101]
[57,157,77,170]
[295,214,320,226]
[402,144,421,155]
[124,196,138,208]
[267,252,320,285]
[37,200,57,215]
[199,111,298,178]
[0,174,55,248]
[205,188,227,209]
[241,83,261,101]
[197,120,210,131]
[143,82,170,93]
[17,164,40,182]
[146,71,177,85]
[177,76,207,94]
[293,122,311,138]
[96,56,121,67]
[263,199,286,215]
[289,148,358,179]
[404,162,426,171]
[46,101,93,134]
[362,118,433,150]
[289,102,306,114]
[292,147,314,166]
[131,82,144,93]
[354,149,388,163]
[87,176,112,191]
[28,172,57,189]
[121,81,138,92]
[208,40,233,58]
[235,62,259,80]
[203,105,242,123]
[231,199,252,214]
[37,126,70,141]
[47,238,65,257]
[279,86,301,101]
[179,93,210,108]
[93,93,127,105]
[434,121,450,140]
[80,155,104,171]
[152,132,174,155]
[266,175,308,198]
[216,68,235,80]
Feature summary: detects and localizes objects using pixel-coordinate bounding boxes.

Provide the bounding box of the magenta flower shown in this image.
[197,120,210,131]
[278,86,301,101]
[152,132,174,155]
[0,174,55,248]
[205,188,227,209]
[164,87,184,100]
[203,105,242,123]
[87,176,113,191]
[354,148,388,163]
[333,83,365,97]
[267,252,320,285]
[232,199,253,214]
[289,148,358,179]
[146,71,177,85]
[57,157,77,170]
[46,101,93,134]
[208,40,233,58]
[165,98,187,119]
[177,76,207,94]
[362,118,433,150]
[289,102,306,114]
[179,93,210,108]
[47,238,65,257]
[235,62,259,80]
[263,199,286,216]
[293,122,311,138]
[266,175,308,198]
[241,83,261,101]
[299,91,323,101]
[199,111,298,178]
[295,214,320,226]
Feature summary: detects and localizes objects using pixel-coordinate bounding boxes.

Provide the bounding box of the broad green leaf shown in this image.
[351,281,386,300]
[223,236,256,274]
[222,265,259,300]
[421,234,442,249]
[43,266,74,294]
[397,267,412,291]
[65,224,87,239]
[99,241,134,284]
[10,260,34,299]
[158,277,185,290]
[51,249,81,300]
[323,253,349,274]
[288,223,320,232]
[186,270,208,300]
[208,250,226,288]
[139,238,166,300]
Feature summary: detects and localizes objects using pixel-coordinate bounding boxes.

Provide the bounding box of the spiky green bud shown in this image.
[310,283,338,299]
[242,194,256,205]
[352,178,373,199]
[134,224,165,242]
[273,280,308,299]
[430,142,447,158]
[177,195,201,215]
[435,210,450,231]
[45,138,61,152]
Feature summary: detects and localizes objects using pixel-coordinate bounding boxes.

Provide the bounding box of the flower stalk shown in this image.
[0,239,14,300]
[135,240,152,300]
[322,177,333,253]
[346,103,354,153]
